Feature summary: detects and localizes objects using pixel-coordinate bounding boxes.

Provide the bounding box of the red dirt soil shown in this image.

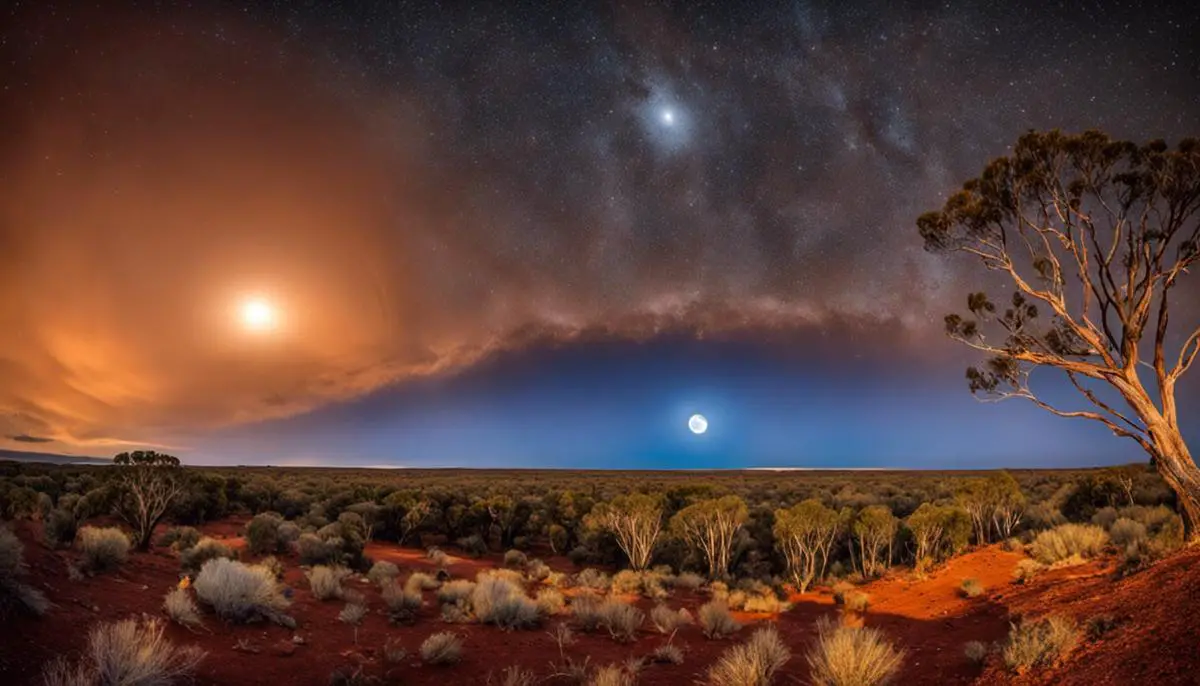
[1,519,1197,685]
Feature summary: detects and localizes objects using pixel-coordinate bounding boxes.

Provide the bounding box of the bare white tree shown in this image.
[670,495,748,580]
[113,451,187,550]
[587,493,664,570]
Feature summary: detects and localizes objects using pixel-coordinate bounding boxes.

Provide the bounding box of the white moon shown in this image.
[688,414,708,434]
[240,298,277,331]
[661,108,675,125]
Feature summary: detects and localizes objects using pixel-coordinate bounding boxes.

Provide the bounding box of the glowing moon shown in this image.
[661,108,675,125]
[239,298,277,331]
[688,414,708,434]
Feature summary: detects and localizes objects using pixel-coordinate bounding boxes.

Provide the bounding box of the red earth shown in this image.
[1,518,1197,685]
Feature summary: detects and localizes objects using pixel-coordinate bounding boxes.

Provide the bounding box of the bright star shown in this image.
[660,108,675,125]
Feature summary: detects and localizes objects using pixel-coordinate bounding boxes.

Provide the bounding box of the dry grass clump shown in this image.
[536,588,567,616]
[587,663,637,686]
[420,631,463,665]
[437,579,477,605]
[525,558,552,582]
[0,527,49,617]
[77,526,130,573]
[490,665,537,686]
[158,526,201,551]
[652,643,685,665]
[406,571,440,592]
[958,578,984,598]
[964,640,989,665]
[571,595,644,641]
[1002,615,1079,674]
[698,599,741,639]
[504,549,529,568]
[382,578,423,623]
[367,561,400,586]
[805,616,904,686]
[473,575,540,630]
[1029,524,1108,566]
[163,587,203,629]
[673,571,706,590]
[575,568,611,590]
[179,537,235,573]
[650,603,692,633]
[1012,558,1045,584]
[611,569,667,598]
[707,625,790,686]
[728,588,788,614]
[41,617,204,686]
[193,558,293,627]
[383,637,408,664]
[307,565,350,600]
[427,546,451,568]
[339,600,368,644]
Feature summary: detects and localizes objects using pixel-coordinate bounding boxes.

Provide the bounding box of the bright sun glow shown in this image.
[240,298,277,331]
[688,414,708,434]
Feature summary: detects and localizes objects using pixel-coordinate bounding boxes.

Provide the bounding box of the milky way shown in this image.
[1,1,1197,453]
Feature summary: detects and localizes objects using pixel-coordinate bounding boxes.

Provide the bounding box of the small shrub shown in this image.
[699,599,741,639]
[536,588,566,616]
[406,571,440,592]
[437,579,476,604]
[739,591,788,614]
[157,526,201,551]
[588,664,635,686]
[959,578,984,598]
[421,631,463,665]
[245,512,286,555]
[674,571,705,590]
[163,587,203,629]
[805,616,904,686]
[844,592,870,613]
[383,637,407,663]
[382,579,423,623]
[0,527,49,617]
[610,569,643,594]
[366,561,400,587]
[707,625,790,686]
[441,599,473,623]
[297,532,340,566]
[526,558,551,582]
[504,549,528,568]
[258,555,285,579]
[491,665,537,686]
[179,537,235,573]
[599,599,643,642]
[1002,615,1079,674]
[1012,559,1044,584]
[307,565,350,601]
[193,558,292,626]
[472,576,540,630]
[1029,524,1108,566]
[340,601,367,625]
[650,603,691,633]
[652,643,685,665]
[44,508,79,548]
[1001,537,1023,552]
[78,526,130,573]
[1085,614,1120,641]
[41,617,204,686]
[1108,519,1146,548]
[831,581,854,605]
[964,641,988,666]
[429,548,450,568]
[576,568,611,590]
[456,534,488,558]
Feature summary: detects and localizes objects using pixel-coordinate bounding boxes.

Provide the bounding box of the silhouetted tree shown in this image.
[920,130,1200,538]
[112,450,186,550]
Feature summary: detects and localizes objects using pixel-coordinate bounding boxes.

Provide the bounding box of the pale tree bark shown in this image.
[113,451,186,551]
[591,494,664,570]
[670,496,748,580]
[919,131,1200,540]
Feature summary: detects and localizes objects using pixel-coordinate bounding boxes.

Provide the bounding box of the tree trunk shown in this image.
[1149,424,1200,541]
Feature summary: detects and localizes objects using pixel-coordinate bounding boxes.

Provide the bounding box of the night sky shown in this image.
[1,1,1197,467]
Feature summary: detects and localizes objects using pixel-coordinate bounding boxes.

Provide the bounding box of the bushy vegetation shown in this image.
[1002,615,1079,673]
[307,565,350,600]
[367,560,400,586]
[179,536,235,572]
[698,599,741,639]
[77,526,130,573]
[572,595,644,641]
[471,574,540,630]
[420,631,463,665]
[707,625,790,685]
[805,617,904,686]
[163,587,203,629]
[192,558,292,626]
[1029,524,1109,566]
[41,617,204,686]
[959,578,984,598]
[0,527,49,617]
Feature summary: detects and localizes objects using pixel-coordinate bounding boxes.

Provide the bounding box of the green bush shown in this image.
[180,537,235,573]
[158,526,200,551]
[244,512,286,555]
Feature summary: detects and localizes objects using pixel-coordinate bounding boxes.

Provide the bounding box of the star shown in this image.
[661,108,676,125]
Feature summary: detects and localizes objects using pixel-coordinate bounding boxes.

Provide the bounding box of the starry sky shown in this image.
[0,1,1197,467]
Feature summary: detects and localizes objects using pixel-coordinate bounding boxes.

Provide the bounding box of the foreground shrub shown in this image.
[406,571,440,592]
[492,665,537,686]
[699,599,741,638]
[959,578,984,598]
[179,537,235,573]
[472,575,539,630]
[588,663,637,686]
[1029,524,1108,566]
[650,603,691,633]
[244,513,287,555]
[1002,615,1079,674]
[367,561,400,586]
[437,579,476,605]
[576,568,611,590]
[708,625,790,685]
[78,526,130,573]
[1012,558,1045,584]
[163,587,203,629]
[157,526,200,551]
[806,617,904,686]
[307,565,350,601]
[572,595,644,641]
[193,558,292,626]
[0,527,49,617]
[535,588,566,616]
[652,643,685,665]
[41,617,204,686]
[382,579,423,623]
[420,631,463,665]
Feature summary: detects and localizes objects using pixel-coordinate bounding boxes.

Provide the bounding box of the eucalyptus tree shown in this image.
[920,130,1200,537]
